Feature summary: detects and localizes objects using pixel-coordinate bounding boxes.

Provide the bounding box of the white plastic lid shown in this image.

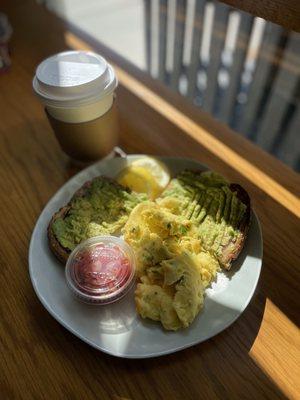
[32,51,117,108]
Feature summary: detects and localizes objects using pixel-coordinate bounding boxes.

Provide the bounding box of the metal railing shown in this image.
[145,0,300,171]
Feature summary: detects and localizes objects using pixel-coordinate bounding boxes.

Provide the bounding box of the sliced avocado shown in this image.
[163,179,194,202]
[231,200,241,229]
[159,171,248,266]
[211,188,232,254]
[193,190,206,220]
[186,191,203,220]
[197,171,228,188]
[234,201,247,229]
[216,189,225,223]
[183,190,197,219]
[198,190,222,248]
[208,189,221,222]
[222,187,232,223]
[196,192,213,224]
[191,202,201,221]
[229,192,239,228]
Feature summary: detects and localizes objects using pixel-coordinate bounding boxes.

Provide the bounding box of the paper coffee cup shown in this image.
[33,50,119,161]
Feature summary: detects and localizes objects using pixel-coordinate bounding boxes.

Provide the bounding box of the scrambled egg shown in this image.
[124,202,219,330]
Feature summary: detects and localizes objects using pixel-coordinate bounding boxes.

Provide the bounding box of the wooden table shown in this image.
[1,1,299,399]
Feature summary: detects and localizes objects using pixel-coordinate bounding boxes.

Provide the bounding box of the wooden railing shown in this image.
[145,0,300,171]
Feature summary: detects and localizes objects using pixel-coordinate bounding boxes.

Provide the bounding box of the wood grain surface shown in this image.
[0,1,299,399]
[220,0,300,32]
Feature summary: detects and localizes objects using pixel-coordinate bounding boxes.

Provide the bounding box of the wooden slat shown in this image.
[178,0,196,95]
[220,0,300,32]
[275,103,300,168]
[165,0,176,83]
[182,0,196,68]
[150,0,160,77]
[255,33,300,150]
[186,0,206,99]
[202,1,230,113]
[235,23,286,136]
[158,0,168,80]
[144,0,151,72]
[217,12,254,123]
[170,0,187,90]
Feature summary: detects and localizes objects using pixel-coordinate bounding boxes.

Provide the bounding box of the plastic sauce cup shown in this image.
[65,236,136,305]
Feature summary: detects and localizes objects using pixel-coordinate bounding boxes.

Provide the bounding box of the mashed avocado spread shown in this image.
[52,178,147,251]
[158,170,247,262]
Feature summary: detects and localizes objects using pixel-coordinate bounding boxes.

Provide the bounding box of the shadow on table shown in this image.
[28,283,287,399]
[27,224,286,399]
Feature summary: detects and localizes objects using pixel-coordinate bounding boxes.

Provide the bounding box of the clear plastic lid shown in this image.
[32,51,117,107]
[65,236,136,305]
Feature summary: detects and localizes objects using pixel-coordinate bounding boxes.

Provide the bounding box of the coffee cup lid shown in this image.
[32,50,117,107]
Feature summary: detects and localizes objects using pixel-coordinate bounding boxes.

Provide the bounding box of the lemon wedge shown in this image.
[131,157,170,188]
[117,157,170,199]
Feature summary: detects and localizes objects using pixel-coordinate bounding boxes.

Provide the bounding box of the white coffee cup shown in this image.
[33,50,119,161]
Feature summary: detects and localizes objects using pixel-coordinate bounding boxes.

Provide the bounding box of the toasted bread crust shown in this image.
[47,205,71,263]
[220,184,251,269]
[48,176,131,264]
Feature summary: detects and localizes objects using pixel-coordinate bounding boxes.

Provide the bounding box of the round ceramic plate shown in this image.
[29,156,263,358]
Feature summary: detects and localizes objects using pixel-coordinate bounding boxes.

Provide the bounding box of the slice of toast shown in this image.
[48,204,72,263]
[218,183,251,268]
[159,171,251,269]
[48,176,147,263]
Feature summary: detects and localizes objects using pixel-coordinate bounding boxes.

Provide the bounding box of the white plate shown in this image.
[29,156,263,358]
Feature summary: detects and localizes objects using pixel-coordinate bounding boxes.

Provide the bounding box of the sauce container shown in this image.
[65,236,136,305]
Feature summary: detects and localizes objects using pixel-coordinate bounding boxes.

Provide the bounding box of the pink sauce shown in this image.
[68,242,133,303]
[73,243,131,291]
[66,236,136,305]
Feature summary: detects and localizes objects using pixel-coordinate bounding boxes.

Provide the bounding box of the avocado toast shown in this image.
[48,176,147,262]
[158,170,251,269]
[48,169,250,270]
